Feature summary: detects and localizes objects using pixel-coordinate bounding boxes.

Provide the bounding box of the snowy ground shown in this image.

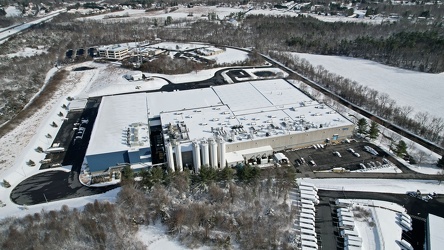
[293,53,444,120]
[4,6,22,17]
[137,224,211,250]
[201,47,249,64]
[306,13,386,24]
[299,178,444,194]
[342,199,406,250]
[78,5,388,25]
[80,6,244,21]
[0,47,47,58]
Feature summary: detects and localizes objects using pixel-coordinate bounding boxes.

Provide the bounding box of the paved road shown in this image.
[10,101,118,205]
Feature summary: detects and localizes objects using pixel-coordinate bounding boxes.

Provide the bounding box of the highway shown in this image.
[0,9,65,44]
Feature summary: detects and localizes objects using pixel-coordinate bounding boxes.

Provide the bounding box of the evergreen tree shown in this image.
[121,165,134,183]
[236,164,260,183]
[396,140,408,157]
[369,121,380,139]
[357,118,368,134]
[219,166,234,182]
[198,165,217,185]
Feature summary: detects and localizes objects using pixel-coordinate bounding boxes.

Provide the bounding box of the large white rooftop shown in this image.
[87,79,353,155]
[87,93,150,156]
[428,214,444,250]
[146,88,222,116]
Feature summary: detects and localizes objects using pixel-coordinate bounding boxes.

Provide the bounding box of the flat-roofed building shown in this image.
[98,44,129,59]
[85,93,151,172]
[84,78,354,172]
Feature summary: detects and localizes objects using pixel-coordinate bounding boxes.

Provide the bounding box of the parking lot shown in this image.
[284,141,396,173]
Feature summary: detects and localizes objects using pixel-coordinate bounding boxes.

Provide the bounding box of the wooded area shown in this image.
[0,166,298,249]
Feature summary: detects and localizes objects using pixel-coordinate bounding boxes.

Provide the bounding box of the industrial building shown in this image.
[84,78,354,173]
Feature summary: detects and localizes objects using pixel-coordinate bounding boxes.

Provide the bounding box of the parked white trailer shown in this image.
[301,240,318,250]
[300,217,315,226]
[400,220,413,231]
[340,229,359,238]
[301,202,315,211]
[338,210,354,218]
[302,208,316,216]
[339,220,355,229]
[301,228,316,237]
[344,239,362,248]
[299,185,317,193]
[300,190,319,199]
[300,182,318,191]
[300,193,319,204]
[300,222,315,231]
[301,213,315,221]
[339,215,355,223]
[301,234,317,243]
[345,235,362,244]
[399,239,413,250]
[336,199,352,207]
[301,246,318,250]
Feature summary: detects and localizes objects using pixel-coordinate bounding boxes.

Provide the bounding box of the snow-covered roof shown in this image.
[87,79,353,156]
[146,88,222,116]
[98,44,128,52]
[148,42,208,52]
[87,93,150,156]
[428,214,444,250]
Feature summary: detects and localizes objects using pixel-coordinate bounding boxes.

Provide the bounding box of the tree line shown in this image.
[269,51,444,148]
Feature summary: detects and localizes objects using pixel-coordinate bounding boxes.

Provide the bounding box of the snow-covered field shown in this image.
[0,47,47,58]
[79,5,386,25]
[201,47,249,64]
[293,53,444,120]
[81,6,244,21]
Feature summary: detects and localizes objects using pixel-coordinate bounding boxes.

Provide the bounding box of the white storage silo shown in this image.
[209,138,218,168]
[193,141,201,172]
[174,141,183,172]
[218,138,226,169]
[201,140,210,167]
[166,142,175,172]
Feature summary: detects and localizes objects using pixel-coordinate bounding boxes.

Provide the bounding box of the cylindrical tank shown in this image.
[166,142,175,172]
[193,141,201,172]
[174,141,183,172]
[218,138,226,169]
[201,140,210,167]
[209,138,218,168]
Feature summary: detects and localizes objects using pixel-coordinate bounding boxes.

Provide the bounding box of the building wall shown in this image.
[225,125,354,153]
[86,151,129,172]
[176,124,353,169]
